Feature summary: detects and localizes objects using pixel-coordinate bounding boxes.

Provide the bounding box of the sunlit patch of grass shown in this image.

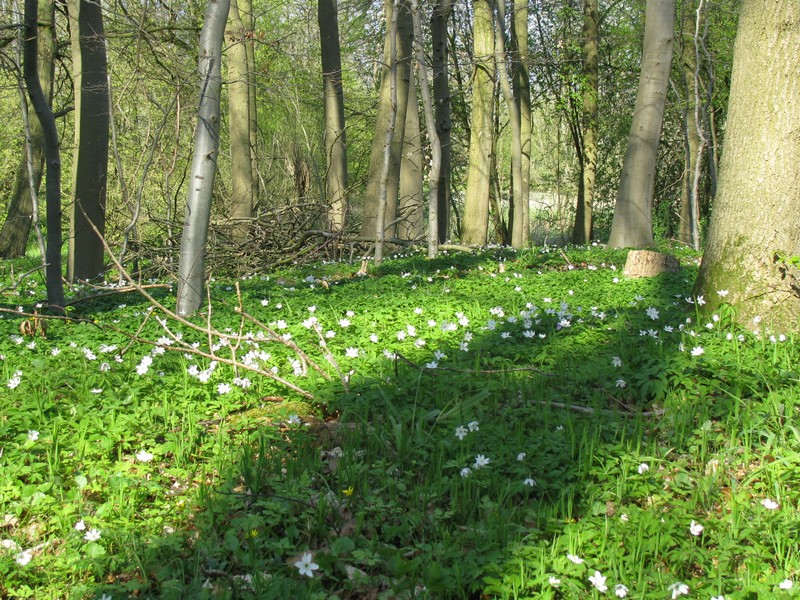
[1,244,799,598]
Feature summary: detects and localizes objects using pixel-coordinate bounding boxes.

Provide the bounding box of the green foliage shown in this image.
[1,244,799,598]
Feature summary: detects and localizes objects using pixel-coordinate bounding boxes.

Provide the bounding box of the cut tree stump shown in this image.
[623,250,680,278]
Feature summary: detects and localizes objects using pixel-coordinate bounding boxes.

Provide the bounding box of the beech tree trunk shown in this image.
[227,0,254,243]
[511,0,531,246]
[23,0,64,310]
[67,0,109,281]
[431,0,452,243]
[398,80,424,240]
[462,0,495,246]
[694,0,800,333]
[319,0,348,234]
[176,0,230,315]
[361,0,413,241]
[572,0,598,245]
[0,0,55,258]
[607,0,674,248]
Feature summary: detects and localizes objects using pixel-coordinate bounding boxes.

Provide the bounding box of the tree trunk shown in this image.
[572,0,598,245]
[511,0,531,246]
[176,0,230,316]
[607,0,674,248]
[398,79,424,240]
[462,0,495,246]
[431,0,452,243]
[361,0,413,241]
[23,0,65,310]
[0,0,55,259]
[67,0,109,281]
[694,0,800,333]
[227,0,253,243]
[319,0,348,234]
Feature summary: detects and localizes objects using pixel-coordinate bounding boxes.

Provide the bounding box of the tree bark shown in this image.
[462,0,495,246]
[23,0,65,310]
[227,0,253,243]
[694,0,800,333]
[67,0,109,281]
[398,79,424,240]
[0,0,55,259]
[607,0,675,248]
[572,0,598,245]
[176,0,230,315]
[511,0,531,246]
[361,0,413,241]
[319,0,349,234]
[431,0,452,243]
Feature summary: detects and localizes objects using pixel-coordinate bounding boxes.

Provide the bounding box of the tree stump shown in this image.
[623,250,680,278]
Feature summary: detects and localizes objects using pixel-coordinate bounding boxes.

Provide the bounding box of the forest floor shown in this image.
[1,244,799,599]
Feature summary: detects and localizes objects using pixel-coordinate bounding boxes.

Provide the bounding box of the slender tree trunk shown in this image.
[361,0,413,241]
[0,0,54,258]
[176,0,231,316]
[511,0,531,245]
[23,0,64,310]
[398,80,424,240]
[319,0,349,234]
[607,0,675,248]
[67,0,109,281]
[572,0,598,245]
[431,0,452,243]
[694,0,800,332]
[227,0,253,243]
[462,0,495,246]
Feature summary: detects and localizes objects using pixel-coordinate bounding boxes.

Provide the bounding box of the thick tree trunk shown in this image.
[227,0,253,243]
[361,0,413,241]
[176,0,230,316]
[572,0,598,245]
[462,0,495,246]
[694,0,800,333]
[319,0,348,234]
[607,0,674,248]
[511,0,531,246]
[0,0,55,259]
[67,0,109,281]
[398,80,424,240]
[23,0,64,310]
[431,0,452,243]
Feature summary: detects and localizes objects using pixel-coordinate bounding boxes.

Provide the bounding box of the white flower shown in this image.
[460,467,471,478]
[615,379,626,388]
[100,362,111,372]
[369,333,379,343]
[761,498,779,510]
[689,520,704,536]
[473,454,490,469]
[294,551,319,577]
[425,361,438,369]
[27,430,39,442]
[711,596,725,600]
[779,579,793,590]
[217,383,232,395]
[646,307,659,320]
[620,513,629,522]
[136,450,154,463]
[716,289,729,297]
[15,549,32,566]
[517,452,526,461]
[51,347,61,356]
[549,576,561,587]
[612,356,622,367]
[523,478,536,487]
[668,582,689,598]
[615,583,629,597]
[691,346,705,356]
[467,421,479,432]
[589,570,608,593]
[75,519,87,531]
[345,347,360,358]
[566,553,584,564]
[637,463,650,474]
[84,528,102,542]
[455,426,468,440]
[287,414,302,425]
[338,318,351,328]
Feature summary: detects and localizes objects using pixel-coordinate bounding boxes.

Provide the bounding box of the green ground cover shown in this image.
[1,245,799,599]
